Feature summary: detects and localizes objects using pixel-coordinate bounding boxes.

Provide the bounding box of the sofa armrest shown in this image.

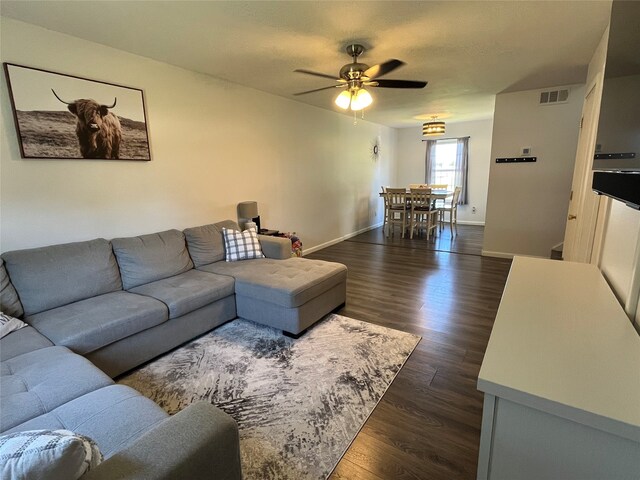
[258,235,291,259]
[83,402,241,480]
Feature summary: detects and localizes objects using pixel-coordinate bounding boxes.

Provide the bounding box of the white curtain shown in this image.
[454,137,469,205]
[424,140,437,184]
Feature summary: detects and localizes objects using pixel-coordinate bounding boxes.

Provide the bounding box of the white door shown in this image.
[562,78,602,262]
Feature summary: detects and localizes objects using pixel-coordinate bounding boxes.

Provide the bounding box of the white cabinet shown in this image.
[477,257,640,480]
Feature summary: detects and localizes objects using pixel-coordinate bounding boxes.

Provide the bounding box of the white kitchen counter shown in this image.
[477,256,640,480]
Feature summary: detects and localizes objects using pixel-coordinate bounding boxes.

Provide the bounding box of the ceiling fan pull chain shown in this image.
[353,110,357,126]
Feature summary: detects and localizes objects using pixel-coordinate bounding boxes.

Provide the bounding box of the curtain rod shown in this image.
[421,136,470,142]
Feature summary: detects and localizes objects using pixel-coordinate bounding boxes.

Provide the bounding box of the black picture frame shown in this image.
[3,62,151,161]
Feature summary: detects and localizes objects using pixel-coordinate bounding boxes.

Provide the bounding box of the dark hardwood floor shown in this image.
[346,224,485,257]
[306,225,511,479]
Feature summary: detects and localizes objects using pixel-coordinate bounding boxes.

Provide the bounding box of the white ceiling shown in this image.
[1,1,612,128]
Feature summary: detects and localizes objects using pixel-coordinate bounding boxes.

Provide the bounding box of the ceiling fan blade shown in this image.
[293,85,345,96]
[372,79,428,89]
[294,69,339,81]
[364,59,405,79]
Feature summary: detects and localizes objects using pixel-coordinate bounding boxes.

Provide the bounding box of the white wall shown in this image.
[482,84,585,258]
[394,118,494,224]
[0,17,396,253]
[598,201,640,303]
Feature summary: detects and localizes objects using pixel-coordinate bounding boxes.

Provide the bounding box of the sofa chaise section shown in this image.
[202,257,347,335]
[184,221,347,336]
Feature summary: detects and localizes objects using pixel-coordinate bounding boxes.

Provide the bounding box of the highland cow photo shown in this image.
[4,63,151,160]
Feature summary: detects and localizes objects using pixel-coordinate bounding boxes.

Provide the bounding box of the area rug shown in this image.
[118,314,421,479]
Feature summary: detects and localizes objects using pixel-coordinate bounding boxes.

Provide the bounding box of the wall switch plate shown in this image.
[522,147,532,155]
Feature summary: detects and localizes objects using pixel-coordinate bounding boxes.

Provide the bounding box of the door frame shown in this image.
[562,73,603,263]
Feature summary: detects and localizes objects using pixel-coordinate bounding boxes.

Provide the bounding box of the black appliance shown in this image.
[591,1,640,209]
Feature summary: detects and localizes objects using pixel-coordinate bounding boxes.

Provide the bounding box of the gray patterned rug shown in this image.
[118,314,420,479]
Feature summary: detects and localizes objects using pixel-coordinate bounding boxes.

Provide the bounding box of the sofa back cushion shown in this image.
[2,239,122,316]
[184,220,240,267]
[1,259,23,318]
[111,229,194,290]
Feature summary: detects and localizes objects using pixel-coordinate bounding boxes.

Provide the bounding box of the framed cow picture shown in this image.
[3,63,151,161]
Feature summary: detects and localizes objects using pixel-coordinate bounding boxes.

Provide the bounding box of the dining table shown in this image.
[378,189,454,201]
[380,189,454,235]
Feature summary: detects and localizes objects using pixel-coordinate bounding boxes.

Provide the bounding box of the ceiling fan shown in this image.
[294,44,427,111]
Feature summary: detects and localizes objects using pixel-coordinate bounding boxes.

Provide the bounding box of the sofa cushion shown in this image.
[199,258,348,308]
[1,346,113,432]
[184,220,240,267]
[111,230,194,290]
[0,259,23,318]
[25,291,168,355]
[183,224,223,267]
[0,429,102,480]
[222,227,265,262]
[0,326,53,362]
[5,385,168,459]
[129,269,235,319]
[1,239,122,316]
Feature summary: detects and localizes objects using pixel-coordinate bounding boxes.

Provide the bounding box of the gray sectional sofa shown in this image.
[0,219,347,479]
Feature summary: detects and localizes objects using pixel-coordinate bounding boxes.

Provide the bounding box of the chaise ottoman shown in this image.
[199,257,347,336]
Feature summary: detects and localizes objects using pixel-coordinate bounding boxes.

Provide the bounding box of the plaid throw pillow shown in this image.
[222,227,265,262]
[0,429,103,480]
[0,311,26,339]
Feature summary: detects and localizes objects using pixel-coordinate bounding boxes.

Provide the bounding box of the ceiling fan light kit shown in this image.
[335,87,373,111]
[335,90,352,109]
[295,44,427,116]
[352,88,373,111]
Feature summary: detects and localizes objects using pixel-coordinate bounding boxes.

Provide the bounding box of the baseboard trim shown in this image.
[457,220,485,226]
[303,222,383,256]
[481,250,547,260]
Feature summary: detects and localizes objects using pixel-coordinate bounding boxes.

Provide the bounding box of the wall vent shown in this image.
[539,89,570,105]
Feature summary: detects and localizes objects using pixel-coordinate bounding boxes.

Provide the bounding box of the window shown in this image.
[432,139,458,189]
[425,137,469,204]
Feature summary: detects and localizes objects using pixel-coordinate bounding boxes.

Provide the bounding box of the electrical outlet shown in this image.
[472,206,477,214]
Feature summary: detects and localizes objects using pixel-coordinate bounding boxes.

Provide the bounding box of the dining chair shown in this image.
[409,188,439,240]
[385,188,408,238]
[428,184,448,208]
[439,186,462,236]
